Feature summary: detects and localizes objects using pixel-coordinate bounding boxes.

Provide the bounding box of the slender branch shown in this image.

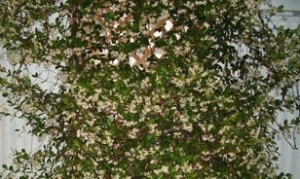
[274,120,296,149]
[292,81,300,149]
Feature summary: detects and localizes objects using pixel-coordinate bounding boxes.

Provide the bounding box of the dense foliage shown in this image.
[1,0,300,178]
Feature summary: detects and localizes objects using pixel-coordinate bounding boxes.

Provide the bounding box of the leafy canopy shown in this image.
[1,0,300,178]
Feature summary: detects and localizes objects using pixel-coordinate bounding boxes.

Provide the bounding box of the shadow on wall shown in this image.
[269,4,300,177]
[0,50,60,175]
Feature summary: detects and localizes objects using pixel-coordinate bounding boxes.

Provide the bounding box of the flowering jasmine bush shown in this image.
[1,0,300,178]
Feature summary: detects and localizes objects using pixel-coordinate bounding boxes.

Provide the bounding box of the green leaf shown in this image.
[2,164,7,169]
[9,165,14,171]
[277,5,284,12]
[32,72,39,78]
[105,12,114,20]
[73,139,80,147]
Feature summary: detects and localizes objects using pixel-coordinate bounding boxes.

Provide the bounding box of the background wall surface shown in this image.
[269,2,300,177]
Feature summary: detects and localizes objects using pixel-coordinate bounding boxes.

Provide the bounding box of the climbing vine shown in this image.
[1,0,300,178]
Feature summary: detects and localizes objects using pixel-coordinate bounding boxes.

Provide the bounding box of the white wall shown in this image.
[270,2,300,177]
[0,55,59,175]
[272,0,300,11]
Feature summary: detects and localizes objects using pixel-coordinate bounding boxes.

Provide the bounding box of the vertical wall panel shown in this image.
[271,5,300,177]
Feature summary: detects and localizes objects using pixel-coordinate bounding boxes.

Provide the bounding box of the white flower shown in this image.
[102,49,109,56]
[154,48,166,59]
[202,134,215,142]
[224,152,236,162]
[112,21,119,28]
[161,10,170,18]
[161,166,169,173]
[164,20,173,31]
[182,163,193,172]
[207,124,214,131]
[184,42,191,52]
[118,52,126,61]
[148,39,155,48]
[124,120,136,127]
[184,25,189,32]
[76,130,81,137]
[129,56,137,67]
[128,128,139,139]
[91,59,101,65]
[183,123,193,132]
[174,33,181,40]
[203,22,210,28]
[179,115,189,123]
[112,59,119,65]
[153,31,163,38]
